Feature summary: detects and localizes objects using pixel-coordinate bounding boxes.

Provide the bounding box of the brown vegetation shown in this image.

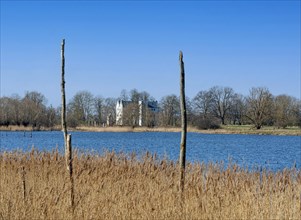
[1,125,301,136]
[1,150,300,219]
[68,125,301,136]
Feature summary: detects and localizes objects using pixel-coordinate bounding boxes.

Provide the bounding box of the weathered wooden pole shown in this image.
[61,39,74,212]
[179,51,187,193]
[21,165,26,202]
[61,39,67,145]
[66,133,74,209]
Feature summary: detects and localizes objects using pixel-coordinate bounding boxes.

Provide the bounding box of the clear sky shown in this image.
[1,1,300,107]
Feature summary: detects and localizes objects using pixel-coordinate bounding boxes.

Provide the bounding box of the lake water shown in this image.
[1,131,300,171]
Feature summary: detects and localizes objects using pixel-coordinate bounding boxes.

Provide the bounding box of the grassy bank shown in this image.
[212,125,301,136]
[1,125,300,135]
[75,125,301,136]
[1,150,300,219]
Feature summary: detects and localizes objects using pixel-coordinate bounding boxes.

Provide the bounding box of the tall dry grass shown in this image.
[0,149,300,219]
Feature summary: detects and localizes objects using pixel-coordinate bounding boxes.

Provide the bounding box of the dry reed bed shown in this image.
[0,150,300,219]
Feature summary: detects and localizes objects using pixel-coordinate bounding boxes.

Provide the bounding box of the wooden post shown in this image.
[66,134,74,209]
[21,165,26,202]
[179,51,187,193]
[61,39,74,212]
[61,39,67,146]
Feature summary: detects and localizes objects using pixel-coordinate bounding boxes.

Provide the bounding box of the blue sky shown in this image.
[1,1,300,107]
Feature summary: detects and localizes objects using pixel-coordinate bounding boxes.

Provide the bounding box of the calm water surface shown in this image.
[1,131,300,171]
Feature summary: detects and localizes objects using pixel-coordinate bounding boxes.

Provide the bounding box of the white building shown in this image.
[116,100,158,126]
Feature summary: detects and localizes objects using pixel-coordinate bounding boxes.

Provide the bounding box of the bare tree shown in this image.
[273,95,300,128]
[230,93,246,125]
[0,97,12,126]
[0,93,57,128]
[122,102,140,127]
[94,96,104,126]
[193,90,212,119]
[208,86,235,125]
[21,91,47,128]
[0,95,22,126]
[130,89,141,102]
[68,91,95,125]
[245,87,273,129]
[103,97,117,126]
[9,94,22,126]
[45,105,58,128]
[119,89,129,101]
[159,95,180,127]
[143,106,157,127]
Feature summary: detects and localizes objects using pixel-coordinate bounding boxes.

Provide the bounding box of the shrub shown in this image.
[195,117,221,130]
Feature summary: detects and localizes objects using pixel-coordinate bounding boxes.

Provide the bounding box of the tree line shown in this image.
[0,86,300,130]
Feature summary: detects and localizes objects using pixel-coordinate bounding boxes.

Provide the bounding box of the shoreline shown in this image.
[1,125,300,136]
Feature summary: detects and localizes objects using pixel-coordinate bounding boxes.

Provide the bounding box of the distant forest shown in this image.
[1,86,300,130]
